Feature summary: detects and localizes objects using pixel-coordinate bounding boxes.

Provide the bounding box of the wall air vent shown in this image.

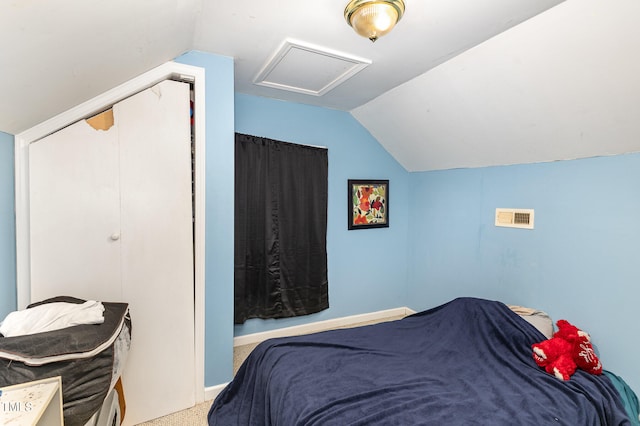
[495,208,534,229]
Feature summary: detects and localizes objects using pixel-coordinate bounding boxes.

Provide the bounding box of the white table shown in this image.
[0,376,64,425]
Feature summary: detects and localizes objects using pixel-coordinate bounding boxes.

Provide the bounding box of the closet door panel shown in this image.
[29,118,122,303]
[117,80,195,424]
[29,79,196,425]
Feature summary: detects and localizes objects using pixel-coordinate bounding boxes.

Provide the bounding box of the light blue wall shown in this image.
[176,52,411,384]
[1,50,636,393]
[234,94,410,336]
[0,132,16,319]
[407,153,640,392]
[175,52,236,386]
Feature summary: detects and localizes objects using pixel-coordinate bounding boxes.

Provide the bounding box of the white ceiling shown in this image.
[2,0,640,171]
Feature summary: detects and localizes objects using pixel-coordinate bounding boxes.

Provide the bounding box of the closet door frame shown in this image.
[14,61,206,403]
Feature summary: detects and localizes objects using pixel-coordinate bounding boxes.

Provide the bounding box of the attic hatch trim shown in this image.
[253,38,371,96]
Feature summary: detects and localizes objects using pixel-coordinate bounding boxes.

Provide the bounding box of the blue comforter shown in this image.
[209,297,632,425]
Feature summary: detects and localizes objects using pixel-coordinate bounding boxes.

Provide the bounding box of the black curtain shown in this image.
[234,133,329,324]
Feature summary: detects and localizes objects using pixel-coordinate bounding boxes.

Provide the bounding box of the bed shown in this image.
[208,297,637,425]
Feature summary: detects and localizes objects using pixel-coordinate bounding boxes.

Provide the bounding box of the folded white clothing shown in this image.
[0,300,105,337]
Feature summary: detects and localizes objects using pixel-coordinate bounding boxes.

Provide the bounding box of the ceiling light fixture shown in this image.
[344,0,405,42]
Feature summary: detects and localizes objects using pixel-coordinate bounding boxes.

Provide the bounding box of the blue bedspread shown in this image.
[209,297,631,425]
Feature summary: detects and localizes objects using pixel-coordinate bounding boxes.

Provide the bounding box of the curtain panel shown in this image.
[234,133,329,324]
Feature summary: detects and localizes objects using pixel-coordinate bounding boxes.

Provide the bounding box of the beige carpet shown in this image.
[136,313,406,425]
[135,400,211,425]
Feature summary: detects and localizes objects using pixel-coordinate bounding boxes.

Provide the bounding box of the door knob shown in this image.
[110,233,120,241]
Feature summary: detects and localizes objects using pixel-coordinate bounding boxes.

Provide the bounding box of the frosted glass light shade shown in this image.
[344,0,405,42]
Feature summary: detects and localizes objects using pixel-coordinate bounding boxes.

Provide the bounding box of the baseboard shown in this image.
[233,306,416,347]
[204,382,229,402]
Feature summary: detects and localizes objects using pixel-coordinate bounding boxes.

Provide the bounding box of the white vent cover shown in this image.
[495,208,534,229]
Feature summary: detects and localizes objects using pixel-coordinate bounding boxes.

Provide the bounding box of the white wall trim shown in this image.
[14,61,207,403]
[204,382,229,402]
[233,307,416,347]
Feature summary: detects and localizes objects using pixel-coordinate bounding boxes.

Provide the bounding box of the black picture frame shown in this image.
[348,179,389,230]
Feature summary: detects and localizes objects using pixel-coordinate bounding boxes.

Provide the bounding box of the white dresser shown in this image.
[0,376,64,425]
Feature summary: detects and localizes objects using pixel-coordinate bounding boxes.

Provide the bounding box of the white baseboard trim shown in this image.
[204,382,229,402]
[233,306,416,347]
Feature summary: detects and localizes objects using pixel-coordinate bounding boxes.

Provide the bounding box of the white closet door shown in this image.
[117,80,195,425]
[29,79,195,425]
[29,117,122,303]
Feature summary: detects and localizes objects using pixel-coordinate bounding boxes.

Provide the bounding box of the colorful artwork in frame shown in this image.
[348,179,389,230]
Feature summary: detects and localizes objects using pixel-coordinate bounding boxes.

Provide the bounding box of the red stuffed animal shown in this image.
[532,319,602,380]
[553,319,603,376]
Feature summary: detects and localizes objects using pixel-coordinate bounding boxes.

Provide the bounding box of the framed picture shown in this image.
[348,179,389,230]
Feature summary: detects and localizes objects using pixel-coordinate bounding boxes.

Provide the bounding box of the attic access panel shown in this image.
[254,39,371,96]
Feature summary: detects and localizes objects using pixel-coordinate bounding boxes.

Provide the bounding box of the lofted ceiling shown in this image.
[2,0,640,171]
